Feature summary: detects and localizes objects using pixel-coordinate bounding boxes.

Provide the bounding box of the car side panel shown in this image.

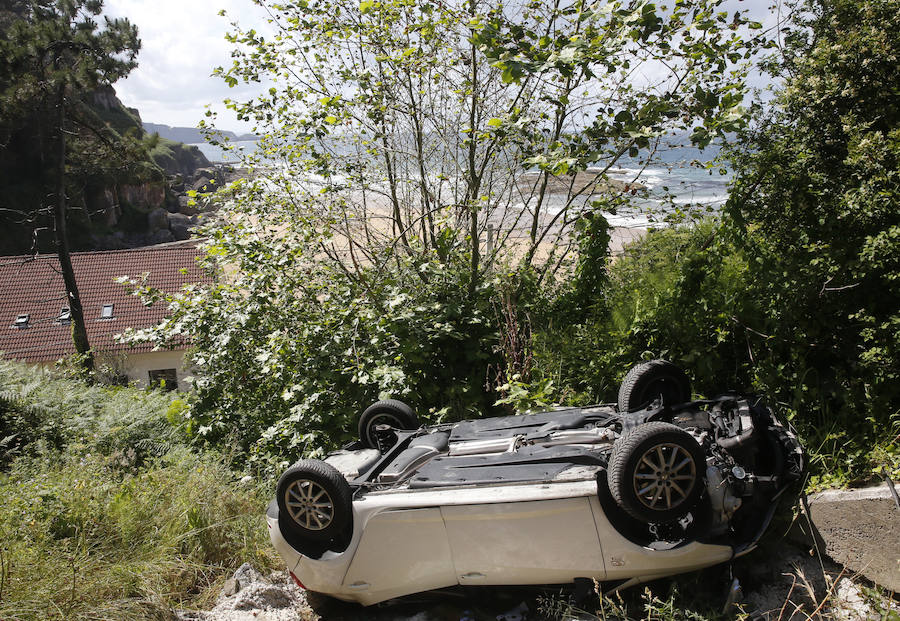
[441,497,606,585]
[587,496,734,579]
[341,508,457,604]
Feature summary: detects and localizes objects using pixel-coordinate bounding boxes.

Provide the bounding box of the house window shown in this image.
[148,368,178,391]
[57,307,71,324]
[100,304,115,319]
[12,314,29,329]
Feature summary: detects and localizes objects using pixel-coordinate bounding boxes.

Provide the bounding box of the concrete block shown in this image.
[793,484,899,592]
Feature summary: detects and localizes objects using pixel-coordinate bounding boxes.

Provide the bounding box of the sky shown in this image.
[104,0,270,133]
[103,0,782,135]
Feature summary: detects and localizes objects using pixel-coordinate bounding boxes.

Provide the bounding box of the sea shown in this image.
[192,140,730,230]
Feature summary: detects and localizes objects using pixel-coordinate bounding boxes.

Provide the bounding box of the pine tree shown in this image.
[0,0,140,372]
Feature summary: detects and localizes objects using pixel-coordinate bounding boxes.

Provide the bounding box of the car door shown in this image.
[440,496,606,585]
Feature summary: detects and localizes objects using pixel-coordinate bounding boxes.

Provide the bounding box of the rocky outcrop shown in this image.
[150,138,211,177]
[120,183,167,210]
[88,165,224,250]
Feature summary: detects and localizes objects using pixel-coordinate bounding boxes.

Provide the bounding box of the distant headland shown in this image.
[143,123,259,144]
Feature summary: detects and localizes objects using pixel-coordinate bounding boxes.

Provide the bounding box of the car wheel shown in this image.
[276,459,352,542]
[607,422,706,523]
[358,399,419,450]
[618,359,691,412]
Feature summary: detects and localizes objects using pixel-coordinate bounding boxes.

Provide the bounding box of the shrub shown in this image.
[0,359,178,468]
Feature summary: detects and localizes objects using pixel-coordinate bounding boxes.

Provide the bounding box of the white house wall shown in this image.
[124,349,191,389]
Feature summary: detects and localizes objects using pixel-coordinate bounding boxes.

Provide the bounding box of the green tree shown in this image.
[126,0,768,465]
[212,0,763,281]
[0,0,140,372]
[723,0,900,482]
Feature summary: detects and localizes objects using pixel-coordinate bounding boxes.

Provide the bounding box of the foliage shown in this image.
[210,0,763,285]
[0,0,143,369]
[516,0,900,485]
[527,221,757,401]
[134,0,766,465]
[0,359,277,620]
[121,213,503,469]
[527,214,898,484]
[722,0,900,486]
[0,358,178,468]
[0,0,147,252]
[0,447,276,620]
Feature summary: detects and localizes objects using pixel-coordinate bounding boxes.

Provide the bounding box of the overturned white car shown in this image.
[266,360,803,606]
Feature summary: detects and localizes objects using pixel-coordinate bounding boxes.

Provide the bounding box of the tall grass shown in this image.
[0,360,278,620]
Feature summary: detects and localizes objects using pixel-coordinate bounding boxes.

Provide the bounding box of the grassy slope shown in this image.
[0,360,277,620]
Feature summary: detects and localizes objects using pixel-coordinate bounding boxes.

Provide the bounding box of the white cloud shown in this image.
[104,0,270,133]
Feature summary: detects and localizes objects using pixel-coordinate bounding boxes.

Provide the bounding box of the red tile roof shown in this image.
[0,241,213,362]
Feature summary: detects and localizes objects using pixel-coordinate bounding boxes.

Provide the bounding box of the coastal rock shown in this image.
[151,141,212,177]
[168,213,194,241]
[149,229,175,245]
[119,182,166,211]
[96,232,128,250]
[85,186,122,228]
[147,207,169,231]
[192,175,215,193]
[178,195,199,216]
[195,167,225,184]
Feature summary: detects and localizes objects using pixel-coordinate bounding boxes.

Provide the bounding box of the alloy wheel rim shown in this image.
[284,479,334,530]
[632,442,696,511]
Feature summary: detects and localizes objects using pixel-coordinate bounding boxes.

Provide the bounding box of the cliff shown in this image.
[0,86,217,255]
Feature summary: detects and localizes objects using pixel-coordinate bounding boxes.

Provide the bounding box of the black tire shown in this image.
[276,459,352,542]
[358,399,419,449]
[618,359,691,412]
[607,421,706,523]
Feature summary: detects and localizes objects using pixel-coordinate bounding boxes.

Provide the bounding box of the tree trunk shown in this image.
[51,83,93,373]
[466,11,480,297]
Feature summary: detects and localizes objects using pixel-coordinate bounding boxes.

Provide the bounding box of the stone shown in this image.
[178,194,199,216]
[233,563,264,585]
[191,176,214,193]
[120,182,166,210]
[97,234,128,250]
[222,578,240,597]
[168,212,194,241]
[791,484,899,592]
[147,207,169,231]
[149,228,175,245]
